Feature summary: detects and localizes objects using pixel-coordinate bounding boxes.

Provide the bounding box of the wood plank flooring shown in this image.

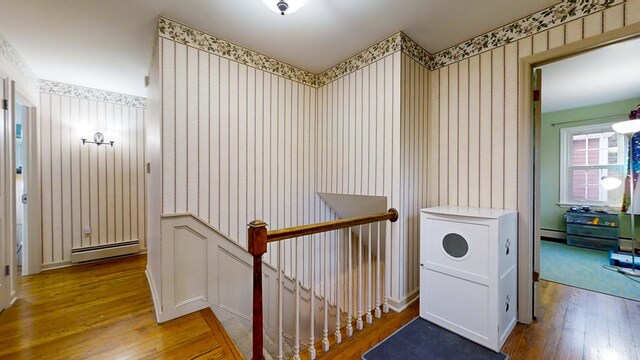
[503,280,640,360]
[1,254,639,359]
[309,281,640,360]
[0,254,238,360]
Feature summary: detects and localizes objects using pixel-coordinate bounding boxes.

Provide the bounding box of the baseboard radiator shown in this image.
[70,240,140,263]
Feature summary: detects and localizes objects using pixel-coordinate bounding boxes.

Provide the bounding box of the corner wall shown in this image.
[152,19,432,314]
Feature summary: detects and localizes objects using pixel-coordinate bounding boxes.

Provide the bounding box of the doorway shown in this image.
[536,37,640,302]
[15,101,27,274]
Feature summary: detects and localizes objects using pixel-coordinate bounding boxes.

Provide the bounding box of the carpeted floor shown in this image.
[540,240,640,302]
[362,317,507,360]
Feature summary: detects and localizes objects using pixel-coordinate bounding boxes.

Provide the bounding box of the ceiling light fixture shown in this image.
[263,0,306,15]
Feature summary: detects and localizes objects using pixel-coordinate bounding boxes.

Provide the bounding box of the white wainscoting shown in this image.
[157,212,339,343]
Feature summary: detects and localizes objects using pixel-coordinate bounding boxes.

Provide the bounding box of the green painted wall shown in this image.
[541,98,640,239]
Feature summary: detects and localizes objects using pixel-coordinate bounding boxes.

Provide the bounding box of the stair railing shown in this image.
[247,208,398,360]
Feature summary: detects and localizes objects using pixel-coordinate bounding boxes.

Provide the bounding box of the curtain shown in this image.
[622,132,640,213]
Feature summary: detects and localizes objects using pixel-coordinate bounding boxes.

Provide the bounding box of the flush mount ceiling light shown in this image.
[263,0,307,15]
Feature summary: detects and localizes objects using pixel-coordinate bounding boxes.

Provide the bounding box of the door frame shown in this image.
[0,76,16,310]
[16,97,41,276]
[518,22,640,323]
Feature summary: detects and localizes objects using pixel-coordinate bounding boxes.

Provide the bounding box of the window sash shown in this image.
[559,122,627,206]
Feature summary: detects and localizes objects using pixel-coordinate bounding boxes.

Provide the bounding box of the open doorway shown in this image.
[536,37,640,302]
[15,101,27,274]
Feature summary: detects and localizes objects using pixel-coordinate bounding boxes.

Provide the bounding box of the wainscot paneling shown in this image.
[39,82,146,266]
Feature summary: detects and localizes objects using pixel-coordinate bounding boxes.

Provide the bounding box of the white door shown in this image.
[0,77,16,312]
[22,106,41,275]
[0,77,8,312]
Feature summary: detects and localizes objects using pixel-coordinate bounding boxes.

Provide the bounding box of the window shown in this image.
[560,123,627,206]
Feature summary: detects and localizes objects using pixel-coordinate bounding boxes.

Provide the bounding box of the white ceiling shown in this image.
[0,0,559,97]
[539,37,640,113]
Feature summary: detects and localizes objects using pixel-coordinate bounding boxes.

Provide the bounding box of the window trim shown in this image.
[559,122,627,207]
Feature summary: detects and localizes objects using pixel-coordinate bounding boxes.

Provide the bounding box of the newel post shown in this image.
[248,220,268,360]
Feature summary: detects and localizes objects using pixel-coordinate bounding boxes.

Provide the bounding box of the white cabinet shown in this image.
[419,206,517,352]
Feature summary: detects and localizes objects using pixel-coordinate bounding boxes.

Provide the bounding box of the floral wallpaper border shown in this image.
[429,0,622,69]
[40,80,147,108]
[158,17,432,87]
[158,0,619,84]
[0,32,38,87]
[318,32,403,84]
[317,32,432,84]
[158,17,322,87]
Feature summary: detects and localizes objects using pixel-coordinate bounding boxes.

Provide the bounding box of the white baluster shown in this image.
[346,227,353,337]
[357,225,363,330]
[334,230,342,344]
[322,232,329,351]
[294,239,301,360]
[366,223,373,324]
[278,242,283,360]
[375,222,382,319]
[384,221,390,313]
[309,234,316,359]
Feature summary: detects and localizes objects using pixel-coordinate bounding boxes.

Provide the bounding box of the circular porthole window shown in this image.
[442,233,469,258]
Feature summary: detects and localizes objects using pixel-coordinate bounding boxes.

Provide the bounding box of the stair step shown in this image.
[222,316,294,360]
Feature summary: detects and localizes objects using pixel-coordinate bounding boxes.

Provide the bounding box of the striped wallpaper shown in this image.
[315,52,429,303]
[39,86,146,266]
[399,54,429,300]
[158,37,328,283]
[316,53,401,300]
[426,0,637,318]
[156,35,429,303]
[152,0,640,306]
[427,2,633,209]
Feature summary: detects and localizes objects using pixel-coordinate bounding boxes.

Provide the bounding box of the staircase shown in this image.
[247,209,398,360]
[223,317,293,360]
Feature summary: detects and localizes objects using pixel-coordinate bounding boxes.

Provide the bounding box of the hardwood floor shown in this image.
[310,280,640,360]
[0,254,239,360]
[503,280,640,360]
[2,255,639,359]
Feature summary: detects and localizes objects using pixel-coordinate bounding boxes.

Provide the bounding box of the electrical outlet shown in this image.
[84,226,91,237]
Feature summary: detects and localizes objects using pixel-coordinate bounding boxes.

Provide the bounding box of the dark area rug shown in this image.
[362,317,508,360]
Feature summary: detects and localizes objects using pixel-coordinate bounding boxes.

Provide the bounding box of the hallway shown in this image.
[2,254,640,359]
[0,255,237,359]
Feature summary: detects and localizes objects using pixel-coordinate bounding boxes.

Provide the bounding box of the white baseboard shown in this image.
[41,251,147,272]
[387,288,419,312]
[41,261,72,271]
[145,266,163,323]
[540,229,566,240]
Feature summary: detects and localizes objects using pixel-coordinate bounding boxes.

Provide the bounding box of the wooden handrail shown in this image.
[267,208,398,242]
[246,208,398,360]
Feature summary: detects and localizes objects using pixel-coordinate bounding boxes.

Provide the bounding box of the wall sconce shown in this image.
[81,132,114,147]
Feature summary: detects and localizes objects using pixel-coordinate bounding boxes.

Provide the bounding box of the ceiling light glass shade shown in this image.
[612,119,640,135]
[262,0,307,15]
[601,176,623,190]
